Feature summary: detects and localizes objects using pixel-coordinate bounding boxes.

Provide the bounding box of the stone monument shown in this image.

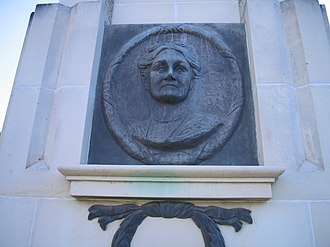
[0,0,329,246]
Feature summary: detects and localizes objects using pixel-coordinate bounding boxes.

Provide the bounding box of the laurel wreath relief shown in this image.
[88,201,252,247]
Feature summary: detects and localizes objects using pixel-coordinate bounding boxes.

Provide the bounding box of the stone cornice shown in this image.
[58,165,284,200]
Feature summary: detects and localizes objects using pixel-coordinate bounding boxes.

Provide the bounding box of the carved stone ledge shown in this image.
[58,165,284,200]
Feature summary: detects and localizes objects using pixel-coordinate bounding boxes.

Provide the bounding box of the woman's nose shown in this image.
[165,67,175,80]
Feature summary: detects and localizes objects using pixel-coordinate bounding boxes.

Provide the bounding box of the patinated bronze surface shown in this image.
[88,24,258,165]
[88,202,253,247]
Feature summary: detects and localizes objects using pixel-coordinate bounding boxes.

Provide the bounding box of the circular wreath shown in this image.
[102,24,244,164]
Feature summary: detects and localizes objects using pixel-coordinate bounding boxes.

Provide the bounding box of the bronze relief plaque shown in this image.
[88,24,258,165]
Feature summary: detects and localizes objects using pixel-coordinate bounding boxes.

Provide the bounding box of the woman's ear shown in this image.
[141,73,149,90]
[189,78,196,91]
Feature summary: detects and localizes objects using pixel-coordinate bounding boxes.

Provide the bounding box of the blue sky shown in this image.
[0,0,329,131]
[0,0,58,132]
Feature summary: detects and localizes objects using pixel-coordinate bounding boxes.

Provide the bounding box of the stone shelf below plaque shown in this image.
[58,165,284,200]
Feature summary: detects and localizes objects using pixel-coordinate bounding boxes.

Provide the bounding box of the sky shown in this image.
[0,0,58,132]
[0,0,329,132]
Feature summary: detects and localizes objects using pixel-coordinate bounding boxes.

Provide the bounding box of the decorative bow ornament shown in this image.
[88,201,252,247]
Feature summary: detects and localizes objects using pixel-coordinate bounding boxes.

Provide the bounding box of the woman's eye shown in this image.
[176,67,186,73]
[155,66,165,72]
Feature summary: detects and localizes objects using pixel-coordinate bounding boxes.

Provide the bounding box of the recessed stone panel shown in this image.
[88,23,257,165]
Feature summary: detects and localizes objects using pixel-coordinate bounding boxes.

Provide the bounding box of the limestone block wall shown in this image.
[0,0,330,246]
